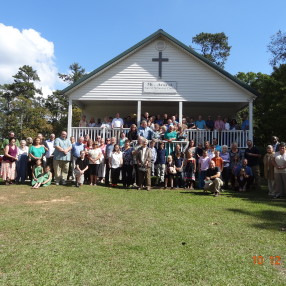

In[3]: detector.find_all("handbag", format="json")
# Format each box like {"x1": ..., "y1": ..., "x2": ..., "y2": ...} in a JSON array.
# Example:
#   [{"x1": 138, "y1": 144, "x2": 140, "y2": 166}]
[{"x1": 169, "y1": 166, "x2": 177, "y2": 174}]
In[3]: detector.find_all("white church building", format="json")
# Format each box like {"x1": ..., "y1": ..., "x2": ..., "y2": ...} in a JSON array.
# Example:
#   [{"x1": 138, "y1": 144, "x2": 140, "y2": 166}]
[{"x1": 62, "y1": 29, "x2": 258, "y2": 147}]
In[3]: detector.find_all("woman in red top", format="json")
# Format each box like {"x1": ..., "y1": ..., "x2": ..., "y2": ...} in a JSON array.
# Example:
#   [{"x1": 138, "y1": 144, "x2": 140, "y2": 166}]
[{"x1": 1, "y1": 137, "x2": 18, "y2": 185}]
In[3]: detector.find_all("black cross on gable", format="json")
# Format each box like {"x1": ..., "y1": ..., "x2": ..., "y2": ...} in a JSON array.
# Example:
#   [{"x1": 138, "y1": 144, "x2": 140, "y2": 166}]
[{"x1": 152, "y1": 52, "x2": 169, "y2": 78}]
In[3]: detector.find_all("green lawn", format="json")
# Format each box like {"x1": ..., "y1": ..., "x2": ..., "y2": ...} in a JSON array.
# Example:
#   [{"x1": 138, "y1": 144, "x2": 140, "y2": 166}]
[{"x1": 0, "y1": 183, "x2": 285, "y2": 286}]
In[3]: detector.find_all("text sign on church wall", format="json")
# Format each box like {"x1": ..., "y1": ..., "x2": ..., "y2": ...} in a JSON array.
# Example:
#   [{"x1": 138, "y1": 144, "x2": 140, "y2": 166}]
[{"x1": 143, "y1": 81, "x2": 177, "y2": 94}]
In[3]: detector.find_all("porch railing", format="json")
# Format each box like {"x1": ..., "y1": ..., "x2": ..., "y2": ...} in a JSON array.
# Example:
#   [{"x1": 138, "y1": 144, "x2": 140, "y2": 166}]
[{"x1": 71, "y1": 127, "x2": 249, "y2": 148}]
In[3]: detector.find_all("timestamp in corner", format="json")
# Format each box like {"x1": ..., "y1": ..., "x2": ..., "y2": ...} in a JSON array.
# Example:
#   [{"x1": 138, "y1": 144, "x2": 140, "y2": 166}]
[{"x1": 252, "y1": 256, "x2": 282, "y2": 265}]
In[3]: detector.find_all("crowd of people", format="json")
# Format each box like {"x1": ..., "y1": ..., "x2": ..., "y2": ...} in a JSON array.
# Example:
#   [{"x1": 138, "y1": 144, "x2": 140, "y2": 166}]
[
  {"x1": 79, "y1": 112, "x2": 250, "y2": 132},
  {"x1": 0, "y1": 110, "x2": 285, "y2": 198}
]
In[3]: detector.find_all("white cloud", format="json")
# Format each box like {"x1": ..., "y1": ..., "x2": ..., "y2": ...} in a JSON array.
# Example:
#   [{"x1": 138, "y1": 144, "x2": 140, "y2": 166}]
[{"x1": 0, "y1": 23, "x2": 61, "y2": 96}]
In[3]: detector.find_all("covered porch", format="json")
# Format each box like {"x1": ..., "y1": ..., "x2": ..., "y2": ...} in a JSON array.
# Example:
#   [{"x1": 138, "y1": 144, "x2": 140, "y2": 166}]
[{"x1": 67, "y1": 99, "x2": 253, "y2": 148}]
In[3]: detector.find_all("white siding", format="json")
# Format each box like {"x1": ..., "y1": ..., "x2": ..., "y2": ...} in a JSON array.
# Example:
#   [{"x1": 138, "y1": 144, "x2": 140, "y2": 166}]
[{"x1": 68, "y1": 37, "x2": 253, "y2": 103}]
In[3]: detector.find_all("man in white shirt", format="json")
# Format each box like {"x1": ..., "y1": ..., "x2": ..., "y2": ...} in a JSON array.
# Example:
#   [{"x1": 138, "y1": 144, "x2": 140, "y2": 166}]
[
  {"x1": 111, "y1": 113, "x2": 124, "y2": 128},
  {"x1": 46, "y1": 133, "x2": 55, "y2": 179}
]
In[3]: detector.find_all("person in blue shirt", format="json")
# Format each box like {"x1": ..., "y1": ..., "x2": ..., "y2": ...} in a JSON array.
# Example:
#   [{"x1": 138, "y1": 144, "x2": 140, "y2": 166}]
[
  {"x1": 137, "y1": 120, "x2": 153, "y2": 140},
  {"x1": 155, "y1": 142, "x2": 167, "y2": 185},
  {"x1": 53, "y1": 131, "x2": 72, "y2": 185},
  {"x1": 241, "y1": 114, "x2": 249, "y2": 131},
  {"x1": 195, "y1": 115, "x2": 206, "y2": 130}
]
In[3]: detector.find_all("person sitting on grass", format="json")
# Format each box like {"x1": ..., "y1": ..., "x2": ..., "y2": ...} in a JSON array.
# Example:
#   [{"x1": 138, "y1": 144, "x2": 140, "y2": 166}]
[
  {"x1": 74, "y1": 150, "x2": 89, "y2": 187},
  {"x1": 237, "y1": 168, "x2": 248, "y2": 192},
  {"x1": 31, "y1": 159, "x2": 43, "y2": 187},
  {"x1": 234, "y1": 159, "x2": 253, "y2": 191},
  {"x1": 204, "y1": 160, "x2": 223, "y2": 197},
  {"x1": 32, "y1": 165, "x2": 52, "y2": 189}
]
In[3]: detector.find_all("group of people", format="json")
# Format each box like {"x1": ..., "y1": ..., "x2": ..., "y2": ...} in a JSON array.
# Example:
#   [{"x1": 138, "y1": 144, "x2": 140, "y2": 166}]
[
  {"x1": 79, "y1": 112, "x2": 250, "y2": 132},
  {"x1": 1, "y1": 127, "x2": 285, "y2": 198}
]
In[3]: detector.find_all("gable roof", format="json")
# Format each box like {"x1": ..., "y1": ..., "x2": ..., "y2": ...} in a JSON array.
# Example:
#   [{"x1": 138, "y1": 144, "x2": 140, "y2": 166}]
[{"x1": 62, "y1": 29, "x2": 259, "y2": 97}]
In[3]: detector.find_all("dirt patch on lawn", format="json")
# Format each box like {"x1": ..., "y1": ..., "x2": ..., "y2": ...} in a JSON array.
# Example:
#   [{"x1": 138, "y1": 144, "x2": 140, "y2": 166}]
[{"x1": 25, "y1": 196, "x2": 74, "y2": 204}]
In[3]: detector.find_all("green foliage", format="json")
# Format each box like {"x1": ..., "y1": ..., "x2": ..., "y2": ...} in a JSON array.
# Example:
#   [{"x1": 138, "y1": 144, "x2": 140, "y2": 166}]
[
  {"x1": 58, "y1": 62, "x2": 87, "y2": 84},
  {"x1": 0, "y1": 63, "x2": 85, "y2": 139},
  {"x1": 236, "y1": 66, "x2": 286, "y2": 145},
  {"x1": 192, "y1": 32, "x2": 231, "y2": 68},
  {"x1": 268, "y1": 30, "x2": 286, "y2": 66}
]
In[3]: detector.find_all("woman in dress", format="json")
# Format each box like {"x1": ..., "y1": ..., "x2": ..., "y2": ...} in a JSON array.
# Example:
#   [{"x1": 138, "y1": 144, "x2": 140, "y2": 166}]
[
  {"x1": 15, "y1": 140, "x2": 29, "y2": 183},
  {"x1": 184, "y1": 150, "x2": 196, "y2": 189},
  {"x1": 1, "y1": 137, "x2": 18, "y2": 185}
]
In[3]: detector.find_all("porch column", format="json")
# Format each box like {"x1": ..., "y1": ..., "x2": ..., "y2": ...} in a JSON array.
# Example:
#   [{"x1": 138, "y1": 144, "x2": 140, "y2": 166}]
[
  {"x1": 179, "y1": 101, "x2": 183, "y2": 123},
  {"x1": 67, "y1": 98, "x2": 72, "y2": 137},
  {"x1": 249, "y1": 100, "x2": 253, "y2": 141},
  {"x1": 137, "y1": 100, "x2": 141, "y2": 126}
]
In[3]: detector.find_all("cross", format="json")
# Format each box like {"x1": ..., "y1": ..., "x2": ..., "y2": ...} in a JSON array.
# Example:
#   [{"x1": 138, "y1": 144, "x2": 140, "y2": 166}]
[{"x1": 152, "y1": 52, "x2": 169, "y2": 78}]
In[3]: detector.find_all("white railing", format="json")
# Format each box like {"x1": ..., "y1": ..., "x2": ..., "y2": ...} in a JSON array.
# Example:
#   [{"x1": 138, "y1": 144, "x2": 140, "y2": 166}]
[
  {"x1": 184, "y1": 129, "x2": 249, "y2": 148},
  {"x1": 71, "y1": 127, "x2": 249, "y2": 148},
  {"x1": 71, "y1": 127, "x2": 129, "y2": 141}
]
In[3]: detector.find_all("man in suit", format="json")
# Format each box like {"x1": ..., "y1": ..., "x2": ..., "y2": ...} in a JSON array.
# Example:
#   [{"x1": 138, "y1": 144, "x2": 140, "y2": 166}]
[{"x1": 136, "y1": 138, "x2": 152, "y2": 191}]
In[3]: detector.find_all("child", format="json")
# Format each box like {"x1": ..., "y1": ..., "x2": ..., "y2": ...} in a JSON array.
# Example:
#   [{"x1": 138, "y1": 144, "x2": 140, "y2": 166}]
[
  {"x1": 32, "y1": 165, "x2": 52, "y2": 189},
  {"x1": 174, "y1": 145, "x2": 184, "y2": 188},
  {"x1": 74, "y1": 150, "x2": 89, "y2": 187},
  {"x1": 164, "y1": 155, "x2": 176, "y2": 189},
  {"x1": 237, "y1": 168, "x2": 247, "y2": 192},
  {"x1": 184, "y1": 151, "x2": 196, "y2": 189},
  {"x1": 211, "y1": 150, "x2": 224, "y2": 171},
  {"x1": 149, "y1": 140, "x2": 157, "y2": 176},
  {"x1": 31, "y1": 159, "x2": 43, "y2": 187}
]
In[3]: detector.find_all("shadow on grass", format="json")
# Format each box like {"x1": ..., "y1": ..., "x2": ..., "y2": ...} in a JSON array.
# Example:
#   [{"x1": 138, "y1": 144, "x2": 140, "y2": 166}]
[{"x1": 228, "y1": 208, "x2": 286, "y2": 231}]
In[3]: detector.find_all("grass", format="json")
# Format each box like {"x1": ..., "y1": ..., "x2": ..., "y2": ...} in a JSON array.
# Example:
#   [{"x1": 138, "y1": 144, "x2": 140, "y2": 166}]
[{"x1": 0, "y1": 183, "x2": 285, "y2": 286}]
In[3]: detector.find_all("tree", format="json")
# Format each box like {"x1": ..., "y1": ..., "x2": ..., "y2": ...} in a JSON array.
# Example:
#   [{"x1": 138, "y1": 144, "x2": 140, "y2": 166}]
[
  {"x1": 10, "y1": 65, "x2": 42, "y2": 99},
  {"x1": 191, "y1": 32, "x2": 231, "y2": 68},
  {"x1": 236, "y1": 66, "x2": 286, "y2": 145},
  {"x1": 268, "y1": 30, "x2": 286, "y2": 66},
  {"x1": 58, "y1": 63, "x2": 87, "y2": 84},
  {"x1": 0, "y1": 65, "x2": 49, "y2": 138}
]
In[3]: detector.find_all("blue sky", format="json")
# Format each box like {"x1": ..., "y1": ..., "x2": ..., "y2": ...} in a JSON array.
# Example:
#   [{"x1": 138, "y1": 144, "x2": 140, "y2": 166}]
[{"x1": 1, "y1": 0, "x2": 285, "y2": 94}]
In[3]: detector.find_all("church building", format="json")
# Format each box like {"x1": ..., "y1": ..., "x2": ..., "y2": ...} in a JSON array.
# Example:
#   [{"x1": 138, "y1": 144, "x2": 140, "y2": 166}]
[{"x1": 62, "y1": 29, "x2": 258, "y2": 145}]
